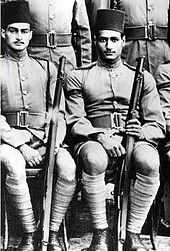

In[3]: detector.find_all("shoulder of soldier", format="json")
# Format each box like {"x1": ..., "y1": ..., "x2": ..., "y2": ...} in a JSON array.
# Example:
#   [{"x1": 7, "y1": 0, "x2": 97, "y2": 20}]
[
  {"x1": 123, "y1": 61, "x2": 136, "y2": 71},
  {"x1": 30, "y1": 56, "x2": 49, "y2": 68},
  {"x1": 155, "y1": 61, "x2": 170, "y2": 80},
  {"x1": 74, "y1": 61, "x2": 97, "y2": 71},
  {"x1": 0, "y1": 54, "x2": 6, "y2": 65},
  {"x1": 0, "y1": 54, "x2": 5, "y2": 61},
  {"x1": 163, "y1": 60, "x2": 170, "y2": 64},
  {"x1": 30, "y1": 56, "x2": 56, "y2": 73}
]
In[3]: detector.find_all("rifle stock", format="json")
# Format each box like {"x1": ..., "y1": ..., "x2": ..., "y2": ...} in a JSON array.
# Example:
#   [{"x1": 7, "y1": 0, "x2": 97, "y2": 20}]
[
  {"x1": 116, "y1": 56, "x2": 145, "y2": 251},
  {"x1": 39, "y1": 56, "x2": 66, "y2": 251}
]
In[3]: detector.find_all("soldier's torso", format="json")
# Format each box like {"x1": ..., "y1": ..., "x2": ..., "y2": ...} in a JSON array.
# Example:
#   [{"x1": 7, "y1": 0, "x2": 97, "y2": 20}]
[
  {"x1": 0, "y1": 55, "x2": 49, "y2": 128},
  {"x1": 118, "y1": 0, "x2": 169, "y2": 26},
  {"x1": 73, "y1": 61, "x2": 135, "y2": 120}
]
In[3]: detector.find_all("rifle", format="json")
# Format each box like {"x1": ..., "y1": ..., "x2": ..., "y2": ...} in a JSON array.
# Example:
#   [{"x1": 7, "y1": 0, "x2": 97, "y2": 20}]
[
  {"x1": 39, "y1": 56, "x2": 66, "y2": 251},
  {"x1": 115, "y1": 56, "x2": 145, "y2": 251}
]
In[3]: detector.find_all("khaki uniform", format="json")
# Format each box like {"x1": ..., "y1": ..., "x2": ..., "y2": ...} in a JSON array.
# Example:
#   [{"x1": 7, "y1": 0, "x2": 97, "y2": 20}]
[
  {"x1": 27, "y1": 0, "x2": 91, "y2": 70},
  {"x1": 115, "y1": 0, "x2": 170, "y2": 75},
  {"x1": 0, "y1": 50, "x2": 75, "y2": 234},
  {"x1": 1, "y1": 51, "x2": 65, "y2": 145},
  {"x1": 66, "y1": 60, "x2": 165, "y2": 142},
  {"x1": 65, "y1": 59, "x2": 165, "y2": 233}
]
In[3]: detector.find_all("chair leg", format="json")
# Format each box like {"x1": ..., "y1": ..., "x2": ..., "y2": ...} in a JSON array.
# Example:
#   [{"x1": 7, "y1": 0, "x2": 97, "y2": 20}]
[
  {"x1": 2, "y1": 190, "x2": 9, "y2": 251},
  {"x1": 62, "y1": 218, "x2": 69, "y2": 251},
  {"x1": 150, "y1": 186, "x2": 163, "y2": 250}
]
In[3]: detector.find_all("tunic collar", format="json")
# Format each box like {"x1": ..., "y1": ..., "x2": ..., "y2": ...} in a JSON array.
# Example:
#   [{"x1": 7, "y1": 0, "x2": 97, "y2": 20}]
[
  {"x1": 97, "y1": 57, "x2": 123, "y2": 70},
  {"x1": 5, "y1": 47, "x2": 29, "y2": 62}
]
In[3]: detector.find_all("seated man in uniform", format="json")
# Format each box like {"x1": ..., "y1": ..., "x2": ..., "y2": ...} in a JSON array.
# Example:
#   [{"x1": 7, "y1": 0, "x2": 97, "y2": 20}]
[
  {"x1": 64, "y1": 9, "x2": 165, "y2": 251},
  {"x1": 155, "y1": 62, "x2": 170, "y2": 233},
  {"x1": 0, "y1": 2, "x2": 76, "y2": 251}
]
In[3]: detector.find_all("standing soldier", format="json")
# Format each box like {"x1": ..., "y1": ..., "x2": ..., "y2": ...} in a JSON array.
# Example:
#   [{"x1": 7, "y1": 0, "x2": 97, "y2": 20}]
[
  {"x1": 1, "y1": 0, "x2": 92, "y2": 71},
  {"x1": 28, "y1": 0, "x2": 92, "y2": 71},
  {"x1": 64, "y1": 9, "x2": 165, "y2": 251},
  {"x1": 1, "y1": 1, "x2": 76, "y2": 251},
  {"x1": 111, "y1": 0, "x2": 170, "y2": 76},
  {"x1": 85, "y1": 0, "x2": 111, "y2": 61}
]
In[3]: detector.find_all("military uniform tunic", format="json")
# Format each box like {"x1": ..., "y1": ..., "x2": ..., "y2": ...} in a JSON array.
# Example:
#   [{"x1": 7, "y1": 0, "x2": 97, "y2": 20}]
[
  {"x1": 116, "y1": 0, "x2": 170, "y2": 75},
  {"x1": 65, "y1": 60, "x2": 165, "y2": 145},
  {"x1": 27, "y1": 0, "x2": 92, "y2": 70},
  {"x1": 0, "y1": 51, "x2": 66, "y2": 147}
]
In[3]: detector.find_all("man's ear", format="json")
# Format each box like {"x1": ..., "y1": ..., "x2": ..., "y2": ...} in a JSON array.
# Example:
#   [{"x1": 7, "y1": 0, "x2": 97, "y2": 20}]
[
  {"x1": 1, "y1": 28, "x2": 6, "y2": 39},
  {"x1": 122, "y1": 35, "x2": 126, "y2": 47},
  {"x1": 93, "y1": 35, "x2": 97, "y2": 46},
  {"x1": 29, "y1": 30, "x2": 33, "y2": 41}
]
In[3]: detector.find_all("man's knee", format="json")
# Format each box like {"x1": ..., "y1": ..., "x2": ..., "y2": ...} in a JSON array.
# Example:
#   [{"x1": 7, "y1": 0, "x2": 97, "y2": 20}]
[
  {"x1": 79, "y1": 141, "x2": 108, "y2": 175},
  {"x1": 132, "y1": 142, "x2": 160, "y2": 177},
  {"x1": 56, "y1": 147, "x2": 76, "y2": 181},
  {"x1": 0, "y1": 144, "x2": 26, "y2": 178}
]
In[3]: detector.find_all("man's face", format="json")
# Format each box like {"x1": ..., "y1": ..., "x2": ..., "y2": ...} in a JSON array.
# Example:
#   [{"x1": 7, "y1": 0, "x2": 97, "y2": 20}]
[
  {"x1": 96, "y1": 30, "x2": 125, "y2": 64},
  {"x1": 1, "y1": 23, "x2": 32, "y2": 51}
]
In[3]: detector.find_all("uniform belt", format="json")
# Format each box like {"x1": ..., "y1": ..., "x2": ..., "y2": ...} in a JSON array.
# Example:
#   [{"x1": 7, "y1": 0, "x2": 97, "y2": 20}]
[
  {"x1": 30, "y1": 32, "x2": 72, "y2": 48},
  {"x1": 89, "y1": 113, "x2": 124, "y2": 129},
  {"x1": 4, "y1": 111, "x2": 47, "y2": 129},
  {"x1": 125, "y1": 25, "x2": 168, "y2": 41}
]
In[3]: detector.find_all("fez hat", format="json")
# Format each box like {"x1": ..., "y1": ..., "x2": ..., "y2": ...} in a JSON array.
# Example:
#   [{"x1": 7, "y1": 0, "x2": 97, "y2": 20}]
[
  {"x1": 2, "y1": 1, "x2": 32, "y2": 28},
  {"x1": 95, "y1": 9, "x2": 125, "y2": 34}
]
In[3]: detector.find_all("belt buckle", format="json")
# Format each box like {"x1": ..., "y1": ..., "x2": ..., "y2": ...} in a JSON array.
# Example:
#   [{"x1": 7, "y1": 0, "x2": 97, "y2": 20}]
[
  {"x1": 145, "y1": 24, "x2": 156, "y2": 40},
  {"x1": 17, "y1": 111, "x2": 29, "y2": 128},
  {"x1": 46, "y1": 31, "x2": 57, "y2": 48}
]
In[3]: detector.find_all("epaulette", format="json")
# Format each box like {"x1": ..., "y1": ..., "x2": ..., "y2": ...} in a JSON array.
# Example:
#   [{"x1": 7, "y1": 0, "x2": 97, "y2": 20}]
[
  {"x1": 30, "y1": 56, "x2": 49, "y2": 63},
  {"x1": 75, "y1": 61, "x2": 97, "y2": 71},
  {"x1": 30, "y1": 56, "x2": 50, "y2": 71},
  {"x1": 123, "y1": 61, "x2": 136, "y2": 71},
  {"x1": 163, "y1": 60, "x2": 170, "y2": 64}
]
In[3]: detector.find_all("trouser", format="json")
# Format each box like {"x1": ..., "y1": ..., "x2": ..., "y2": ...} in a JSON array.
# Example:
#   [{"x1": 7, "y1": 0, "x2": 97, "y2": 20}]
[
  {"x1": 0, "y1": 144, "x2": 36, "y2": 233},
  {"x1": 76, "y1": 140, "x2": 160, "y2": 233},
  {"x1": 1, "y1": 144, "x2": 77, "y2": 234}
]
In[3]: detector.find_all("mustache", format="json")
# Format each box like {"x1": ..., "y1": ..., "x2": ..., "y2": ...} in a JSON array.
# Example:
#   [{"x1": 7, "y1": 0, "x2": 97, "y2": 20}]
[
  {"x1": 104, "y1": 50, "x2": 115, "y2": 53},
  {"x1": 14, "y1": 41, "x2": 25, "y2": 44}
]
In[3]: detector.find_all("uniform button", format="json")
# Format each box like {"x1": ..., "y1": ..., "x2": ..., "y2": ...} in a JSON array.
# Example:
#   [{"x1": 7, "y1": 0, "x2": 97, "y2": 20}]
[
  {"x1": 113, "y1": 101, "x2": 118, "y2": 107},
  {"x1": 148, "y1": 6, "x2": 152, "y2": 11}
]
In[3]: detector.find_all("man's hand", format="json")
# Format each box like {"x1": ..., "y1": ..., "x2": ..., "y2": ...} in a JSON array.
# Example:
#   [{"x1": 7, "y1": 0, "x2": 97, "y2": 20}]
[
  {"x1": 19, "y1": 144, "x2": 42, "y2": 167},
  {"x1": 125, "y1": 118, "x2": 144, "y2": 139},
  {"x1": 97, "y1": 133, "x2": 125, "y2": 158}
]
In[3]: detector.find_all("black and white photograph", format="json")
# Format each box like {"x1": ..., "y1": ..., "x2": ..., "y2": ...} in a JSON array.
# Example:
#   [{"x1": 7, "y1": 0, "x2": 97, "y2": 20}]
[{"x1": 1, "y1": 1, "x2": 170, "y2": 250}]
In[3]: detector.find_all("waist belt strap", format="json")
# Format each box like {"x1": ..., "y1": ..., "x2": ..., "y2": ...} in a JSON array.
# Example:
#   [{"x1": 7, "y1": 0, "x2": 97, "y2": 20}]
[
  {"x1": 4, "y1": 111, "x2": 47, "y2": 129},
  {"x1": 30, "y1": 32, "x2": 72, "y2": 48},
  {"x1": 125, "y1": 25, "x2": 168, "y2": 41},
  {"x1": 89, "y1": 113, "x2": 124, "y2": 129}
]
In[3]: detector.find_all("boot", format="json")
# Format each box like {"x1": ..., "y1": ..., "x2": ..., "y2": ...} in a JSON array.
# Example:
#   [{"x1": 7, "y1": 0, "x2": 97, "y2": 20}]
[
  {"x1": 123, "y1": 231, "x2": 149, "y2": 251},
  {"x1": 81, "y1": 228, "x2": 109, "y2": 251},
  {"x1": 47, "y1": 231, "x2": 63, "y2": 251},
  {"x1": 17, "y1": 233, "x2": 34, "y2": 251}
]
